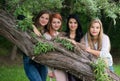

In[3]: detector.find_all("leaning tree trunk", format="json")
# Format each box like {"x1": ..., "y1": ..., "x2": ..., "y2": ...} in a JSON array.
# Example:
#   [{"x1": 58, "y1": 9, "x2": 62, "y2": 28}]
[{"x1": 0, "y1": 10, "x2": 120, "y2": 81}]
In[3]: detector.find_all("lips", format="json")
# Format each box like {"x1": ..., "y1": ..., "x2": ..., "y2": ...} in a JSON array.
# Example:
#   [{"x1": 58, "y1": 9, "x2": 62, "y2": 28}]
[
  {"x1": 41, "y1": 21, "x2": 47, "y2": 24},
  {"x1": 41, "y1": 21, "x2": 47, "y2": 26},
  {"x1": 92, "y1": 32, "x2": 97, "y2": 34},
  {"x1": 91, "y1": 32, "x2": 98, "y2": 36},
  {"x1": 55, "y1": 26, "x2": 60, "y2": 30}
]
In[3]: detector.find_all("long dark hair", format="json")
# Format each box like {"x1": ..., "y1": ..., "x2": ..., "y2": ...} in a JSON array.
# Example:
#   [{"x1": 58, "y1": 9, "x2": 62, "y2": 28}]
[{"x1": 66, "y1": 14, "x2": 83, "y2": 42}]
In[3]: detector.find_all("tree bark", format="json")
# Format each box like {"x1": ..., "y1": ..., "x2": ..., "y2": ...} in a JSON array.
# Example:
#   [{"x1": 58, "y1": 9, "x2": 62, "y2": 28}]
[
  {"x1": 0, "y1": 10, "x2": 120, "y2": 81},
  {"x1": 10, "y1": 45, "x2": 17, "y2": 60}
]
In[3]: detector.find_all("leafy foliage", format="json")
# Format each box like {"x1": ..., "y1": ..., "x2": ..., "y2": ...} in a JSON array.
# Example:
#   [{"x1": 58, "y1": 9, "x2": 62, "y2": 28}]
[
  {"x1": 16, "y1": 13, "x2": 33, "y2": 31},
  {"x1": 3, "y1": 0, "x2": 119, "y2": 31},
  {"x1": 92, "y1": 58, "x2": 112, "y2": 81},
  {"x1": 0, "y1": 0, "x2": 120, "y2": 56},
  {"x1": 34, "y1": 37, "x2": 74, "y2": 55},
  {"x1": 34, "y1": 41, "x2": 54, "y2": 55},
  {"x1": 7, "y1": 0, "x2": 63, "y2": 15},
  {"x1": 0, "y1": 36, "x2": 13, "y2": 55},
  {"x1": 54, "y1": 37, "x2": 74, "y2": 51},
  {"x1": 72, "y1": 0, "x2": 119, "y2": 20},
  {"x1": 74, "y1": 0, "x2": 99, "y2": 17},
  {"x1": 6, "y1": 0, "x2": 63, "y2": 31}
]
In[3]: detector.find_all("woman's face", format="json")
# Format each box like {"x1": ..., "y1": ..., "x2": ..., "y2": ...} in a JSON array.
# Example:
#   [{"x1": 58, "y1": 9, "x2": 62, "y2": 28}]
[
  {"x1": 39, "y1": 13, "x2": 49, "y2": 27},
  {"x1": 90, "y1": 22, "x2": 101, "y2": 37},
  {"x1": 68, "y1": 18, "x2": 78, "y2": 31},
  {"x1": 51, "y1": 18, "x2": 61, "y2": 31}
]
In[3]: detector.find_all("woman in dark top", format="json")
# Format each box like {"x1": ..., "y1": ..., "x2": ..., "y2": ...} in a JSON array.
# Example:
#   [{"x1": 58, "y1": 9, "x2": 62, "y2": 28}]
[{"x1": 65, "y1": 14, "x2": 83, "y2": 81}]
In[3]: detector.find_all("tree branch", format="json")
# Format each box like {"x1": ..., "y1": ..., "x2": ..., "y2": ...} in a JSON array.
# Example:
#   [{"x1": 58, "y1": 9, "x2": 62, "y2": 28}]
[{"x1": 0, "y1": 10, "x2": 120, "y2": 81}]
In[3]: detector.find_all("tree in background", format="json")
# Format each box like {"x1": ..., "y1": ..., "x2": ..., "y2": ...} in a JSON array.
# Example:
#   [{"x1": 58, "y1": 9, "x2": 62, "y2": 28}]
[
  {"x1": 1, "y1": 0, "x2": 119, "y2": 54},
  {"x1": 0, "y1": 0, "x2": 120, "y2": 80},
  {"x1": 0, "y1": 0, "x2": 119, "y2": 32}
]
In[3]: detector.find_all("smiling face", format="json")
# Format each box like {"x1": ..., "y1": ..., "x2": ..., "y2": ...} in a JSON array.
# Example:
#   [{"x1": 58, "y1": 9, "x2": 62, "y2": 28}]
[
  {"x1": 90, "y1": 22, "x2": 101, "y2": 38},
  {"x1": 39, "y1": 13, "x2": 49, "y2": 27},
  {"x1": 68, "y1": 18, "x2": 78, "y2": 31},
  {"x1": 51, "y1": 18, "x2": 61, "y2": 31}
]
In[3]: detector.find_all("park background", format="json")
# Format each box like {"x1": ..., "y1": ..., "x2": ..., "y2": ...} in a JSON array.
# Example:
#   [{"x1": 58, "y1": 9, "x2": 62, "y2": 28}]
[{"x1": 0, "y1": 0, "x2": 120, "y2": 81}]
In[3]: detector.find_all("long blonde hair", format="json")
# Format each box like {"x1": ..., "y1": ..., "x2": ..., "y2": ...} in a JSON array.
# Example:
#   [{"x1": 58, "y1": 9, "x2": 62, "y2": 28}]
[{"x1": 87, "y1": 18, "x2": 103, "y2": 50}]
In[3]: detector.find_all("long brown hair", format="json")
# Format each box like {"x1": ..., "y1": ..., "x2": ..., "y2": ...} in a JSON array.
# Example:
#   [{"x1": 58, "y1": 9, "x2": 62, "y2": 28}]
[
  {"x1": 87, "y1": 18, "x2": 103, "y2": 50},
  {"x1": 34, "y1": 10, "x2": 51, "y2": 31}
]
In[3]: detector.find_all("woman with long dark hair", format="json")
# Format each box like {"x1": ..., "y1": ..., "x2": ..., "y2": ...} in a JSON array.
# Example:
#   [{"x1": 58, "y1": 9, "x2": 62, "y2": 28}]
[{"x1": 65, "y1": 14, "x2": 83, "y2": 81}]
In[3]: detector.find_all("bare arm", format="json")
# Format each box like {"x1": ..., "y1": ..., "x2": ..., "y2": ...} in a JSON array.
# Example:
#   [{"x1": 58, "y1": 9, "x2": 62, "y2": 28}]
[
  {"x1": 80, "y1": 36, "x2": 100, "y2": 57},
  {"x1": 85, "y1": 34, "x2": 111, "y2": 57},
  {"x1": 32, "y1": 25, "x2": 41, "y2": 37},
  {"x1": 86, "y1": 47, "x2": 100, "y2": 57}
]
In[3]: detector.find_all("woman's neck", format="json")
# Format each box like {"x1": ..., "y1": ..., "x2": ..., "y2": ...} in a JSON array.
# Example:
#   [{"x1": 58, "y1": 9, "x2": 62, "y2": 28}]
[
  {"x1": 92, "y1": 36, "x2": 98, "y2": 43},
  {"x1": 70, "y1": 30, "x2": 76, "y2": 39},
  {"x1": 49, "y1": 30, "x2": 58, "y2": 37},
  {"x1": 40, "y1": 26, "x2": 44, "y2": 30}
]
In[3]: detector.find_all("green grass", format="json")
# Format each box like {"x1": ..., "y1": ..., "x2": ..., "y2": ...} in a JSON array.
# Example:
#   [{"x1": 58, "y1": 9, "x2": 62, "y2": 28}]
[
  {"x1": 0, "y1": 65, "x2": 56, "y2": 81},
  {"x1": 114, "y1": 64, "x2": 120, "y2": 76},
  {"x1": 0, "y1": 65, "x2": 29, "y2": 81},
  {"x1": 0, "y1": 48, "x2": 10, "y2": 56},
  {"x1": 0, "y1": 64, "x2": 120, "y2": 81}
]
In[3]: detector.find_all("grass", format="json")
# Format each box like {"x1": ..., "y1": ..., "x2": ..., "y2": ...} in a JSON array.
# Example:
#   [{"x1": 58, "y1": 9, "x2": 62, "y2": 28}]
[
  {"x1": 0, "y1": 65, "x2": 56, "y2": 81},
  {"x1": 0, "y1": 64, "x2": 120, "y2": 81},
  {"x1": 114, "y1": 64, "x2": 120, "y2": 76},
  {"x1": 0, "y1": 65, "x2": 29, "y2": 81}
]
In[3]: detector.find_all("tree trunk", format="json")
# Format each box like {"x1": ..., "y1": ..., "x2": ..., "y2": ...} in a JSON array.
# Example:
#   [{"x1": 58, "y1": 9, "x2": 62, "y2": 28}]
[
  {"x1": 10, "y1": 45, "x2": 17, "y2": 60},
  {"x1": 0, "y1": 10, "x2": 120, "y2": 81}
]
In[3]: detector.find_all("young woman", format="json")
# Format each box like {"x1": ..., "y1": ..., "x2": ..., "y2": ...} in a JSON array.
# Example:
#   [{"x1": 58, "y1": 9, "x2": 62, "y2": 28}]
[
  {"x1": 23, "y1": 10, "x2": 51, "y2": 81},
  {"x1": 81, "y1": 18, "x2": 114, "y2": 72},
  {"x1": 43, "y1": 13, "x2": 68, "y2": 81},
  {"x1": 65, "y1": 14, "x2": 83, "y2": 81},
  {"x1": 33, "y1": 10, "x2": 51, "y2": 36}
]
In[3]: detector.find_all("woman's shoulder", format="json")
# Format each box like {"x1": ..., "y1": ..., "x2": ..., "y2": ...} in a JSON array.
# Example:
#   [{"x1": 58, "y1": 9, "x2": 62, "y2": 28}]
[
  {"x1": 80, "y1": 33, "x2": 87, "y2": 43},
  {"x1": 102, "y1": 34, "x2": 110, "y2": 42},
  {"x1": 58, "y1": 32, "x2": 67, "y2": 37},
  {"x1": 103, "y1": 34, "x2": 109, "y2": 39}
]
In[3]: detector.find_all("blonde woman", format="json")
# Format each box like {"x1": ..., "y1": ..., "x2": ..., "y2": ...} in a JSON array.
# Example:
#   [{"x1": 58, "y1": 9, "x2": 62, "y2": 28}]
[{"x1": 81, "y1": 18, "x2": 114, "y2": 72}]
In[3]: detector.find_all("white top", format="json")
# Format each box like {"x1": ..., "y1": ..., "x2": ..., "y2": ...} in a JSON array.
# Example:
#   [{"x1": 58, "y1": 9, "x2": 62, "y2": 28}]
[
  {"x1": 43, "y1": 32, "x2": 59, "y2": 41},
  {"x1": 43, "y1": 33, "x2": 52, "y2": 40},
  {"x1": 84, "y1": 33, "x2": 113, "y2": 66}
]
